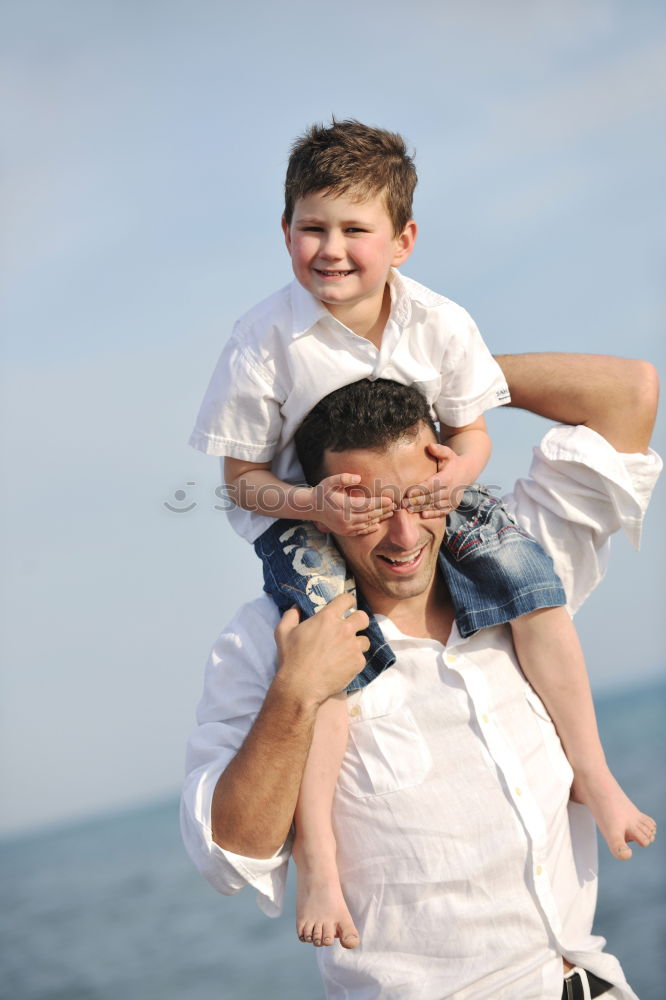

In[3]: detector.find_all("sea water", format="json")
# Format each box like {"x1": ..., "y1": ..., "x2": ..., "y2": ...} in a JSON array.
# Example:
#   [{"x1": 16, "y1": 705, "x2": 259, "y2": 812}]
[{"x1": 1, "y1": 682, "x2": 664, "y2": 1000}]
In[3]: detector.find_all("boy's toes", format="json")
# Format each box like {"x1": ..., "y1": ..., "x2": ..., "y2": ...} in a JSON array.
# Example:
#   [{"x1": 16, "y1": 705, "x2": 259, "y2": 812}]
[
  {"x1": 339, "y1": 922, "x2": 361, "y2": 949},
  {"x1": 612, "y1": 841, "x2": 633, "y2": 860},
  {"x1": 298, "y1": 921, "x2": 314, "y2": 943},
  {"x1": 321, "y1": 921, "x2": 336, "y2": 947},
  {"x1": 635, "y1": 817, "x2": 657, "y2": 847}
]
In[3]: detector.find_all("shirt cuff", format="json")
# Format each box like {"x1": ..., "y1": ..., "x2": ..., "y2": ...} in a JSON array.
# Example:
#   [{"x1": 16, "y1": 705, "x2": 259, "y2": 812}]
[
  {"x1": 180, "y1": 766, "x2": 291, "y2": 917},
  {"x1": 537, "y1": 424, "x2": 662, "y2": 550},
  {"x1": 505, "y1": 424, "x2": 662, "y2": 617},
  {"x1": 188, "y1": 426, "x2": 277, "y2": 462},
  {"x1": 211, "y1": 840, "x2": 292, "y2": 918},
  {"x1": 435, "y1": 380, "x2": 511, "y2": 426}
]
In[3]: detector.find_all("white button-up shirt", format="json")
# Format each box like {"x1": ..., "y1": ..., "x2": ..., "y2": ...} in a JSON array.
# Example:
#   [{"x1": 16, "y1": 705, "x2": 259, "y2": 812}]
[
  {"x1": 181, "y1": 425, "x2": 661, "y2": 999},
  {"x1": 188, "y1": 270, "x2": 509, "y2": 541}
]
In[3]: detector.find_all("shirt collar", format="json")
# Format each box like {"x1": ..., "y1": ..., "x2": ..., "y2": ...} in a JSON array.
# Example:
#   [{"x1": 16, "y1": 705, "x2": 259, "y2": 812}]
[
  {"x1": 289, "y1": 268, "x2": 413, "y2": 339},
  {"x1": 364, "y1": 557, "x2": 466, "y2": 651},
  {"x1": 289, "y1": 280, "x2": 331, "y2": 337},
  {"x1": 386, "y1": 268, "x2": 413, "y2": 328}
]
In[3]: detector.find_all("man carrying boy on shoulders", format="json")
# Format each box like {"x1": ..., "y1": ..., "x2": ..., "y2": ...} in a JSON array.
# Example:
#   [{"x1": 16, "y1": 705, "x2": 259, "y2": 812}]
[{"x1": 182, "y1": 353, "x2": 660, "y2": 1000}]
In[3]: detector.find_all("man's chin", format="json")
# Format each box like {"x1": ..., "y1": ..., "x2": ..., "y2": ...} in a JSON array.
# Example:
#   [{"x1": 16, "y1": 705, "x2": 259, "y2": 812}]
[
  {"x1": 373, "y1": 558, "x2": 438, "y2": 600},
  {"x1": 380, "y1": 576, "x2": 433, "y2": 599}
]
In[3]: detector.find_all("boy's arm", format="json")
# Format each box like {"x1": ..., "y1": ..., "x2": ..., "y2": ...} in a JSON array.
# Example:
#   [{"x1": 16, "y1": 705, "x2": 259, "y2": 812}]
[
  {"x1": 224, "y1": 457, "x2": 395, "y2": 537},
  {"x1": 495, "y1": 353, "x2": 659, "y2": 454},
  {"x1": 402, "y1": 414, "x2": 492, "y2": 516},
  {"x1": 439, "y1": 415, "x2": 492, "y2": 484}
]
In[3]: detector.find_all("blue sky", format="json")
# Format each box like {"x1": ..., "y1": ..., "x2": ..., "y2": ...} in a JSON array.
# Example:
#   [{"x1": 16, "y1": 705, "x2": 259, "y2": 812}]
[{"x1": 1, "y1": 0, "x2": 664, "y2": 835}]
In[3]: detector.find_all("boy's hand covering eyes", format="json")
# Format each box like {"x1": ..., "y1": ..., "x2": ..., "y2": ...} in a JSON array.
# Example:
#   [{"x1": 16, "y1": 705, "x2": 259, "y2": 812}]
[
  {"x1": 401, "y1": 444, "x2": 468, "y2": 519},
  {"x1": 313, "y1": 474, "x2": 396, "y2": 536}
]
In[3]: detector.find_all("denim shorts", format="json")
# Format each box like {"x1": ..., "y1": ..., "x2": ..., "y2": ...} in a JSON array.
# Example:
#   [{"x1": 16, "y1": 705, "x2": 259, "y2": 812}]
[
  {"x1": 254, "y1": 520, "x2": 395, "y2": 691},
  {"x1": 254, "y1": 487, "x2": 566, "y2": 692},
  {"x1": 442, "y1": 485, "x2": 566, "y2": 637}
]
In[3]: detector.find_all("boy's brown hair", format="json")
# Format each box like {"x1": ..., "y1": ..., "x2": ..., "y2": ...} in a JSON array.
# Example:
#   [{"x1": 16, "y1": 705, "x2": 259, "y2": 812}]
[{"x1": 284, "y1": 119, "x2": 417, "y2": 235}]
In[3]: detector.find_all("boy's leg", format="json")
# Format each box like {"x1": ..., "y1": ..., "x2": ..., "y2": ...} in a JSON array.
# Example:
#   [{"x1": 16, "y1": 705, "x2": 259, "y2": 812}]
[
  {"x1": 255, "y1": 519, "x2": 351, "y2": 610},
  {"x1": 254, "y1": 520, "x2": 391, "y2": 947},
  {"x1": 292, "y1": 692, "x2": 360, "y2": 949},
  {"x1": 440, "y1": 489, "x2": 657, "y2": 859},
  {"x1": 511, "y1": 607, "x2": 657, "y2": 859}
]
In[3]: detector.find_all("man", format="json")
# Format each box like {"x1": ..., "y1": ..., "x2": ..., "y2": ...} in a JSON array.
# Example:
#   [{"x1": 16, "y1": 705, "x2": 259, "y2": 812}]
[{"x1": 181, "y1": 354, "x2": 660, "y2": 999}]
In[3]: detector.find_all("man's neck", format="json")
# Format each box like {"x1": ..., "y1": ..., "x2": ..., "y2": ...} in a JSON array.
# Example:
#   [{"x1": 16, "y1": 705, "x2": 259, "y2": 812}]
[{"x1": 373, "y1": 575, "x2": 455, "y2": 646}]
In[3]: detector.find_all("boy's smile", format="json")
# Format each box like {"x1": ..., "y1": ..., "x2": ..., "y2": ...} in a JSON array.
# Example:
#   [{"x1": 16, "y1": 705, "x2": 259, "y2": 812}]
[{"x1": 282, "y1": 190, "x2": 416, "y2": 338}]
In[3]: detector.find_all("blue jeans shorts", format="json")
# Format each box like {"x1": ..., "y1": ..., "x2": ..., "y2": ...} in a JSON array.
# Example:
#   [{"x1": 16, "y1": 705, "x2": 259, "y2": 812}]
[{"x1": 254, "y1": 487, "x2": 566, "y2": 692}]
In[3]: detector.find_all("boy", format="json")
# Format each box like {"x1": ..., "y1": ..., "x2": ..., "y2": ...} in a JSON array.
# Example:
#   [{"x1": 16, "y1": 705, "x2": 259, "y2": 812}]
[{"x1": 189, "y1": 119, "x2": 655, "y2": 950}]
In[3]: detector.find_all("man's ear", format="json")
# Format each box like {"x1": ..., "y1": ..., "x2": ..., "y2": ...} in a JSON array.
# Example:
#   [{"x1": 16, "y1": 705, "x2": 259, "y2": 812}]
[
  {"x1": 281, "y1": 215, "x2": 292, "y2": 254},
  {"x1": 392, "y1": 220, "x2": 417, "y2": 267}
]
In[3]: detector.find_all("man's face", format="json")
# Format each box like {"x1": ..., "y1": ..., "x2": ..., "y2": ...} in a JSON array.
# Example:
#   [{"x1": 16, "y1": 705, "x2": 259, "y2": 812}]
[{"x1": 318, "y1": 422, "x2": 446, "y2": 617}]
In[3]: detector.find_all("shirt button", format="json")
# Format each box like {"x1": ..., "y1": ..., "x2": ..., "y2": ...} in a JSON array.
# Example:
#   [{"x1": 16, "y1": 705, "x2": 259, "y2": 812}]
[
  {"x1": 535, "y1": 865, "x2": 543, "y2": 876},
  {"x1": 446, "y1": 653, "x2": 458, "y2": 665},
  {"x1": 515, "y1": 787, "x2": 522, "y2": 796},
  {"x1": 349, "y1": 705, "x2": 361, "y2": 718},
  {"x1": 482, "y1": 714, "x2": 489, "y2": 724}
]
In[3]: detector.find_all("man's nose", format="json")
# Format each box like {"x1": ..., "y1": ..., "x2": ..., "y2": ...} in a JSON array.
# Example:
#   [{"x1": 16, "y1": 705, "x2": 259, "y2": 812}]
[{"x1": 385, "y1": 507, "x2": 421, "y2": 549}]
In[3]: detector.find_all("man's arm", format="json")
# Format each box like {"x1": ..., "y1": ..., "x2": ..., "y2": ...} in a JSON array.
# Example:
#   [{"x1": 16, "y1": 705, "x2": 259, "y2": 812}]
[
  {"x1": 210, "y1": 595, "x2": 369, "y2": 858},
  {"x1": 496, "y1": 353, "x2": 659, "y2": 454},
  {"x1": 494, "y1": 352, "x2": 661, "y2": 617}
]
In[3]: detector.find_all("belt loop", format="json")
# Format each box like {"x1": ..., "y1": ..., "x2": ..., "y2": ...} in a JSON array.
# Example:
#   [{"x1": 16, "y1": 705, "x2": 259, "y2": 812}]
[
  {"x1": 580, "y1": 968, "x2": 593, "y2": 1000},
  {"x1": 569, "y1": 966, "x2": 593, "y2": 1000}
]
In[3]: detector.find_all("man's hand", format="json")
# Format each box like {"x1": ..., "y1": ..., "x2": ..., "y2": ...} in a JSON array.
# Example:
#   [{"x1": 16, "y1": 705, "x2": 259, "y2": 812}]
[
  {"x1": 313, "y1": 474, "x2": 396, "y2": 536},
  {"x1": 275, "y1": 595, "x2": 371, "y2": 706},
  {"x1": 401, "y1": 444, "x2": 470, "y2": 519}
]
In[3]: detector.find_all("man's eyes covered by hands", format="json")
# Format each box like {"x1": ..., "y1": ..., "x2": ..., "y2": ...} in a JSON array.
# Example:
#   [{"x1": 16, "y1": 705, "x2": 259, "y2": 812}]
[
  {"x1": 401, "y1": 444, "x2": 470, "y2": 520},
  {"x1": 315, "y1": 448, "x2": 472, "y2": 533},
  {"x1": 314, "y1": 474, "x2": 397, "y2": 536}
]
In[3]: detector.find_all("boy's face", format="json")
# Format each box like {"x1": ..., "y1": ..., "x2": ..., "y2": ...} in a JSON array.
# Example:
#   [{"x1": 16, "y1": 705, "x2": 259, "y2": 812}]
[{"x1": 282, "y1": 190, "x2": 416, "y2": 324}]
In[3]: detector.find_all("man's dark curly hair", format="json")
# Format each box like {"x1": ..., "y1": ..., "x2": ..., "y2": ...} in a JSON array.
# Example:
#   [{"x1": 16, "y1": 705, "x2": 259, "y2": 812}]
[{"x1": 294, "y1": 379, "x2": 436, "y2": 485}]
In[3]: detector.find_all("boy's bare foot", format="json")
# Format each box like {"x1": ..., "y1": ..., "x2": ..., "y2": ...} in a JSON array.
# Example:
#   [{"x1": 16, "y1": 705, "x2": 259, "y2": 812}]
[
  {"x1": 571, "y1": 766, "x2": 657, "y2": 860},
  {"x1": 295, "y1": 867, "x2": 360, "y2": 949}
]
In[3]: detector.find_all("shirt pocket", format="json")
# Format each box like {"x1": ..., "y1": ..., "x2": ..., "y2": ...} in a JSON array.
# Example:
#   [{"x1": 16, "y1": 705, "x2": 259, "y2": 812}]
[{"x1": 339, "y1": 702, "x2": 433, "y2": 798}]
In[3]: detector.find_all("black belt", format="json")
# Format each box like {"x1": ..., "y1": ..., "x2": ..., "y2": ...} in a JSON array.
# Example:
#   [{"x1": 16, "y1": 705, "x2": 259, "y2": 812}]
[{"x1": 562, "y1": 968, "x2": 613, "y2": 999}]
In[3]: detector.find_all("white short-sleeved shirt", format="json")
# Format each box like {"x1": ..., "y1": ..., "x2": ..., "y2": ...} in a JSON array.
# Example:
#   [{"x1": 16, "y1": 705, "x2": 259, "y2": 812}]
[
  {"x1": 181, "y1": 425, "x2": 662, "y2": 999},
  {"x1": 189, "y1": 270, "x2": 510, "y2": 542}
]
